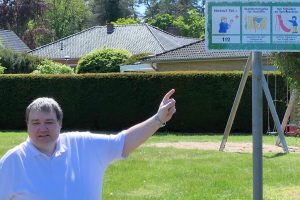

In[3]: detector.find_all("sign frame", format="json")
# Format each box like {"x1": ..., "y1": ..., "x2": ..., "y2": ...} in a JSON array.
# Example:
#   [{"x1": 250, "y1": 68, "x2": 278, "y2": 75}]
[{"x1": 206, "y1": 0, "x2": 300, "y2": 51}]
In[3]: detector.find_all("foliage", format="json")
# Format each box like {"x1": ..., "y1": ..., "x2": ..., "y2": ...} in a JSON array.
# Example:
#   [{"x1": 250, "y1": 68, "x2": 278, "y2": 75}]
[
  {"x1": 124, "y1": 52, "x2": 153, "y2": 65},
  {"x1": 173, "y1": 9, "x2": 205, "y2": 38},
  {"x1": 147, "y1": 9, "x2": 205, "y2": 38},
  {"x1": 45, "y1": 0, "x2": 92, "y2": 39},
  {"x1": 0, "y1": 48, "x2": 44, "y2": 73},
  {"x1": 273, "y1": 52, "x2": 300, "y2": 88},
  {"x1": 0, "y1": 64, "x2": 6, "y2": 74},
  {"x1": 92, "y1": 0, "x2": 134, "y2": 25},
  {"x1": 22, "y1": 20, "x2": 55, "y2": 49},
  {"x1": 0, "y1": 0, "x2": 50, "y2": 37},
  {"x1": 76, "y1": 48, "x2": 131, "y2": 73},
  {"x1": 112, "y1": 17, "x2": 141, "y2": 25},
  {"x1": 32, "y1": 59, "x2": 74, "y2": 74},
  {"x1": 0, "y1": 72, "x2": 286, "y2": 131},
  {"x1": 141, "y1": 0, "x2": 204, "y2": 18},
  {"x1": 147, "y1": 14, "x2": 175, "y2": 30}
]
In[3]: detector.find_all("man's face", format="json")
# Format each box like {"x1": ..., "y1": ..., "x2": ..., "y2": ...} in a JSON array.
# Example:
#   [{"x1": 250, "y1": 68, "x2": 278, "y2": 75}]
[{"x1": 27, "y1": 110, "x2": 61, "y2": 154}]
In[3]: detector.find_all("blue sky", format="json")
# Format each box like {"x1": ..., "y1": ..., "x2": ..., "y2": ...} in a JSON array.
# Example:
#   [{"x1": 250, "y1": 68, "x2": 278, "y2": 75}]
[{"x1": 135, "y1": 4, "x2": 146, "y2": 17}]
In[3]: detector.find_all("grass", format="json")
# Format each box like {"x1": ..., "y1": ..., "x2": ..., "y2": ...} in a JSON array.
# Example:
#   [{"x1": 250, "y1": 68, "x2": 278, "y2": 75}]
[{"x1": 1, "y1": 132, "x2": 300, "y2": 199}]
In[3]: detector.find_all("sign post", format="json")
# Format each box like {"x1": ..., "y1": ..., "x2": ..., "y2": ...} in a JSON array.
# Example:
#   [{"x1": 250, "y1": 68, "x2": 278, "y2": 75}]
[
  {"x1": 206, "y1": 1, "x2": 300, "y2": 199},
  {"x1": 252, "y1": 52, "x2": 263, "y2": 199}
]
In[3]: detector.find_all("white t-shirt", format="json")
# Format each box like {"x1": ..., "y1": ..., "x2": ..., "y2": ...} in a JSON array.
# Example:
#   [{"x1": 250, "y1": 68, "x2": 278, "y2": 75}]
[{"x1": 0, "y1": 131, "x2": 126, "y2": 200}]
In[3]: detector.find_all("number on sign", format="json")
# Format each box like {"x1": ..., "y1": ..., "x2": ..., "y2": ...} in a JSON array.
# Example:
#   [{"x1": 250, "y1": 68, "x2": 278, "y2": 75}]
[{"x1": 222, "y1": 37, "x2": 230, "y2": 42}]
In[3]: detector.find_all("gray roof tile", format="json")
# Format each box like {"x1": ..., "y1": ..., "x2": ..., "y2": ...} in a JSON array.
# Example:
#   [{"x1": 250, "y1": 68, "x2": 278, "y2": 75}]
[
  {"x1": 0, "y1": 30, "x2": 30, "y2": 52},
  {"x1": 30, "y1": 24, "x2": 199, "y2": 59},
  {"x1": 146, "y1": 40, "x2": 270, "y2": 62}
]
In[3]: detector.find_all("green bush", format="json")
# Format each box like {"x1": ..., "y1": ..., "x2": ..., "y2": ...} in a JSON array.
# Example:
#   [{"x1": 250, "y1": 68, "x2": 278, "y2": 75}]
[
  {"x1": 0, "y1": 48, "x2": 44, "y2": 73},
  {"x1": 32, "y1": 60, "x2": 74, "y2": 74},
  {"x1": 0, "y1": 63, "x2": 6, "y2": 74},
  {"x1": 76, "y1": 48, "x2": 131, "y2": 73},
  {"x1": 0, "y1": 72, "x2": 286, "y2": 133},
  {"x1": 124, "y1": 52, "x2": 153, "y2": 65}
]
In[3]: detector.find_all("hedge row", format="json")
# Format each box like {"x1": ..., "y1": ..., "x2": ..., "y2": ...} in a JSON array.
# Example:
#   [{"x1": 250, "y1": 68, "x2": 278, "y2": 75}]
[{"x1": 0, "y1": 72, "x2": 287, "y2": 133}]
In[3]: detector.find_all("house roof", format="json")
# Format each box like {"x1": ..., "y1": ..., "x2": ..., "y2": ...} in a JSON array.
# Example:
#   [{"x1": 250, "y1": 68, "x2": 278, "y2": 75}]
[
  {"x1": 30, "y1": 24, "x2": 199, "y2": 59},
  {"x1": 0, "y1": 30, "x2": 30, "y2": 52},
  {"x1": 145, "y1": 40, "x2": 270, "y2": 62}
]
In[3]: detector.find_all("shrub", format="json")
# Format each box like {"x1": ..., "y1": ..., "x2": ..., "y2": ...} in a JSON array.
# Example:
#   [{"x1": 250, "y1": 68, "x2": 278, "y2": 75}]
[
  {"x1": 0, "y1": 64, "x2": 6, "y2": 74},
  {"x1": 32, "y1": 60, "x2": 74, "y2": 74},
  {"x1": 76, "y1": 48, "x2": 131, "y2": 73},
  {"x1": 124, "y1": 52, "x2": 153, "y2": 65},
  {"x1": 0, "y1": 48, "x2": 44, "y2": 73}
]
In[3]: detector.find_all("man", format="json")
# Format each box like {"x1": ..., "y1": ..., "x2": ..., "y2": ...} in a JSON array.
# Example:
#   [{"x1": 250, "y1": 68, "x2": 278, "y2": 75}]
[
  {"x1": 219, "y1": 16, "x2": 233, "y2": 33},
  {"x1": 0, "y1": 89, "x2": 176, "y2": 200}
]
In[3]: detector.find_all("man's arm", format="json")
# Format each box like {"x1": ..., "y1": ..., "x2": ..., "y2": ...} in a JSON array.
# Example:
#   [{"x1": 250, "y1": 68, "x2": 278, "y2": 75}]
[{"x1": 122, "y1": 89, "x2": 176, "y2": 157}]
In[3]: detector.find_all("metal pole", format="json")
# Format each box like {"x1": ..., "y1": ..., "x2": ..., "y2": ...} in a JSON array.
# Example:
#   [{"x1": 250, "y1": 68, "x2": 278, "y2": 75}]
[{"x1": 252, "y1": 52, "x2": 263, "y2": 200}]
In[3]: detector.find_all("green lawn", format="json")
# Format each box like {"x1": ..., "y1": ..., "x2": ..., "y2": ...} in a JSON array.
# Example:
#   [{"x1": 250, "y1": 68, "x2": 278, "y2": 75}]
[{"x1": 1, "y1": 132, "x2": 300, "y2": 199}]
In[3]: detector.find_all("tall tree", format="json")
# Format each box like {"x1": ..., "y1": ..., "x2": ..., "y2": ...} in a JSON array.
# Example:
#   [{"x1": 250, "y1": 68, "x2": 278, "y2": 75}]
[
  {"x1": 147, "y1": 9, "x2": 205, "y2": 38},
  {"x1": 174, "y1": 9, "x2": 205, "y2": 38},
  {"x1": 139, "y1": 0, "x2": 159, "y2": 18},
  {"x1": 140, "y1": 0, "x2": 202, "y2": 18},
  {"x1": 0, "y1": 0, "x2": 49, "y2": 36},
  {"x1": 22, "y1": 20, "x2": 54, "y2": 49},
  {"x1": 147, "y1": 13, "x2": 175, "y2": 30},
  {"x1": 92, "y1": 0, "x2": 133, "y2": 25},
  {"x1": 45, "y1": 0, "x2": 92, "y2": 39}
]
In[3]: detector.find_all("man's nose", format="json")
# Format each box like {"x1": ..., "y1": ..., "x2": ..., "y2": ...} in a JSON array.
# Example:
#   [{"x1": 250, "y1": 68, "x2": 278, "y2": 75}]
[{"x1": 39, "y1": 124, "x2": 49, "y2": 131}]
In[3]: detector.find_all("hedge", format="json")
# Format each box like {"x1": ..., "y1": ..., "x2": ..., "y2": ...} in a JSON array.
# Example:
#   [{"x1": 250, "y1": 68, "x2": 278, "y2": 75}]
[{"x1": 0, "y1": 72, "x2": 287, "y2": 134}]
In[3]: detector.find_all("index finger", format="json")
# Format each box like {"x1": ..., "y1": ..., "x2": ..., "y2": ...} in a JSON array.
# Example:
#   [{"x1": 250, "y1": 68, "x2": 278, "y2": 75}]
[{"x1": 162, "y1": 89, "x2": 175, "y2": 103}]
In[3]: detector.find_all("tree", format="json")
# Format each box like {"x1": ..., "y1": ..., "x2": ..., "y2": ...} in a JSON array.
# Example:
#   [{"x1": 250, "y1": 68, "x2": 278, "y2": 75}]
[
  {"x1": 0, "y1": 0, "x2": 50, "y2": 36},
  {"x1": 22, "y1": 20, "x2": 55, "y2": 49},
  {"x1": 140, "y1": 0, "x2": 161, "y2": 18},
  {"x1": 174, "y1": 9, "x2": 205, "y2": 38},
  {"x1": 140, "y1": 0, "x2": 202, "y2": 18},
  {"x1": 147, "y1": 13, "x2": 175, "y2": 30},
  {"x1": 92, "y1": 0, "x2": 133, "y2": 25},
  {"x1": 147, "y1": 9, "x2": 205, "y2": 38},
  {"x1": 273, "y1": 53, "x2": 300, "y2": 88},
  {"x1": 45, "y1": 0, "x2": 92, "y2": 39}
]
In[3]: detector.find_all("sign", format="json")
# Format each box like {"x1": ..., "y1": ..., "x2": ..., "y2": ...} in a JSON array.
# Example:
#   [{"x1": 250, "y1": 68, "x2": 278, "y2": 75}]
[{"x1": 206, "y1": 0, "x2": 300, "y2": 51}]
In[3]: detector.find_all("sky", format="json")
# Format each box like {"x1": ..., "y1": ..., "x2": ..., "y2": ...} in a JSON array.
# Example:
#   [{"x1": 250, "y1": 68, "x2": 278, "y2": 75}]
[{"x1": 135, "y1": 4, "x2": 146, "y2": 17}]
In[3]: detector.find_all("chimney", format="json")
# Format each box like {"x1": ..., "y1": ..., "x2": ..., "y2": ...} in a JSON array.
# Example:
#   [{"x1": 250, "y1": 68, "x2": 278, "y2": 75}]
[
  {"x1": 107, "y1": 23, "x2": 114, "y2": 34},
  {"x1": 167, "y1": 26, "x2": 181, "y2": 36}
]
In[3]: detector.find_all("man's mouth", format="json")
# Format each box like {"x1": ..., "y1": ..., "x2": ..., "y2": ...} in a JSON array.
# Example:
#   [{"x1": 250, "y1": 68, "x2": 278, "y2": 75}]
[{"x1": 38, "y1": 135, "x2": 50, "y2": 138}]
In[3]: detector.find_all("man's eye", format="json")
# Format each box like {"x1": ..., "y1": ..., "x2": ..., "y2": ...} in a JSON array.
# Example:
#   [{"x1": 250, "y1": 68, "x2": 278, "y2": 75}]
[
  {"x1": 45, "y1": 121, "x2": 54, "y2": 125},
  {"x1": 32, "y1": 122, "x2": 40, "y2": 125}
]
